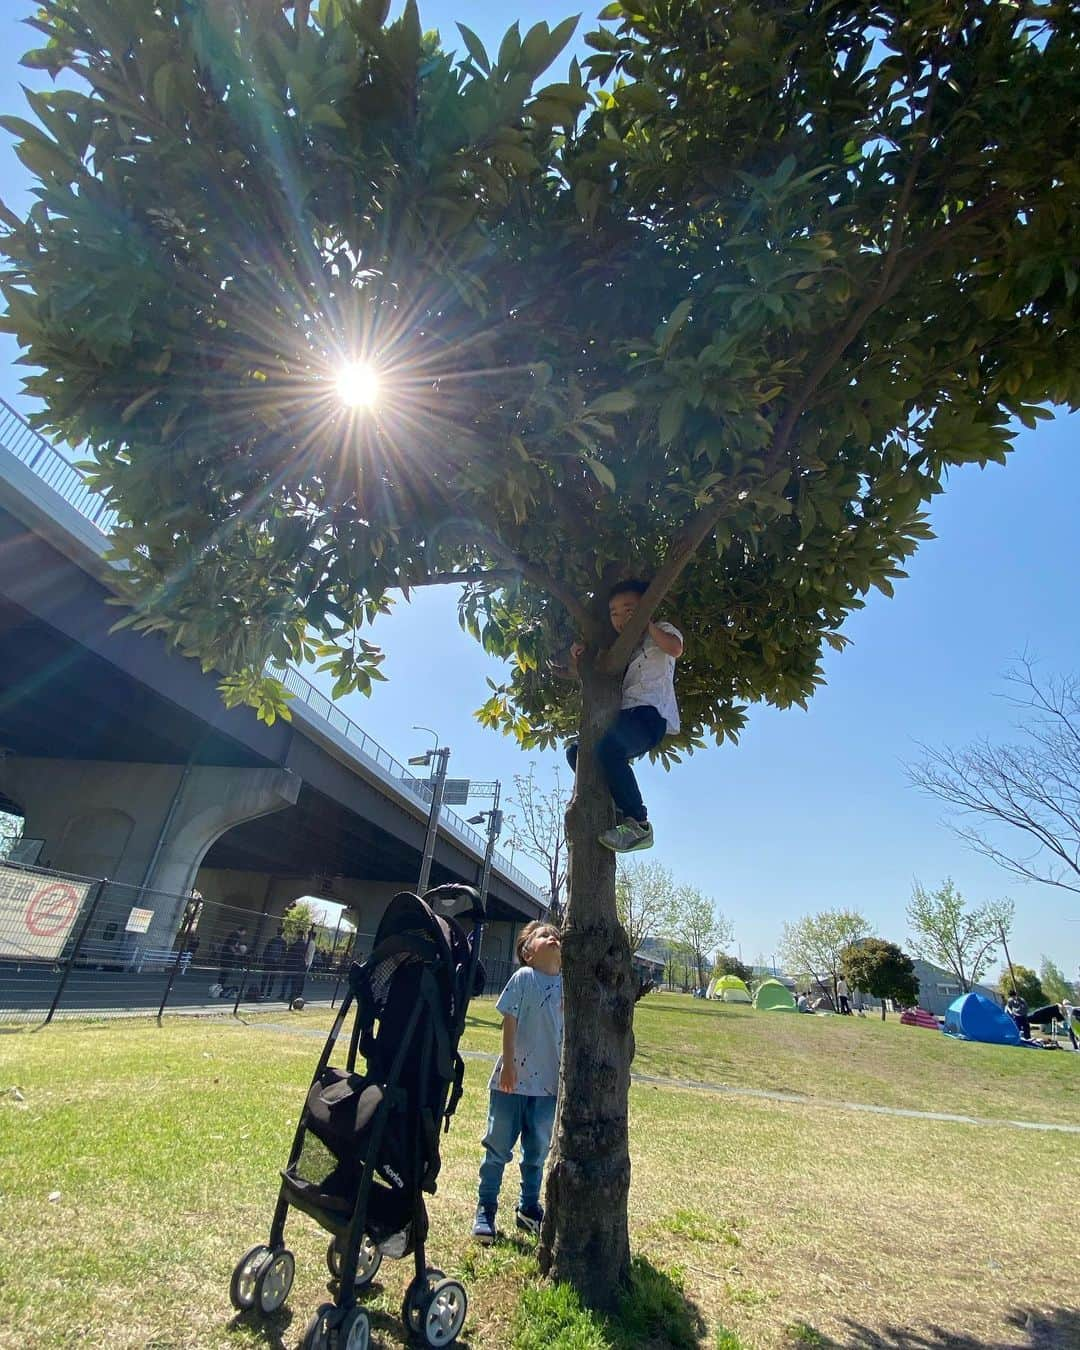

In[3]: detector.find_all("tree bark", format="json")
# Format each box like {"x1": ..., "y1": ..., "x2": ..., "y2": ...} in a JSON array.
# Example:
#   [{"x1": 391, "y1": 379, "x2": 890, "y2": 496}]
[{"x1": 539, "y1": 662, "x2": 635, "y2": 1307}]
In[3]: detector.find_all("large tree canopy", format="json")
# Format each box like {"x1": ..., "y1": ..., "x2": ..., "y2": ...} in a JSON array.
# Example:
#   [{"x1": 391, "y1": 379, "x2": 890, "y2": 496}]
[
  {"x1": 3, "y1": 0, "x2": 1079, "y2": 1307},
  {"x1": 3, "y1": 0, "x2": 1077, "y2": 738}
]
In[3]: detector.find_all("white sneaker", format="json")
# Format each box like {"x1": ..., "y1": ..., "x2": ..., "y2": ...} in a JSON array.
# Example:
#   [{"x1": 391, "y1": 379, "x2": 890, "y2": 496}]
[{"x1": 598, "y1": 820, "x2": 654, "y2": 852}]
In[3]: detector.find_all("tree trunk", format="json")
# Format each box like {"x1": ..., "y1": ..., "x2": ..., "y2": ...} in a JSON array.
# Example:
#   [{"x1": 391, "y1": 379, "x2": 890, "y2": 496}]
[
  {"x1": 880, "y1": 999, "x2": 886, "y2": 1021},
  {"x1": 539, "y1": 665, "x2": 634, "y2": 1308}
]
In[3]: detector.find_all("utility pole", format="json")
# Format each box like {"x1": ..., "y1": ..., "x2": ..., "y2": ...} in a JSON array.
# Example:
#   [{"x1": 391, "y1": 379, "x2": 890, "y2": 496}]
[
  {"x1": 410, "y1": 732, "x2": 451, "y2": 895},
  {"x1": 468, "y1": 781, "x2": 503, "y2": 913}
]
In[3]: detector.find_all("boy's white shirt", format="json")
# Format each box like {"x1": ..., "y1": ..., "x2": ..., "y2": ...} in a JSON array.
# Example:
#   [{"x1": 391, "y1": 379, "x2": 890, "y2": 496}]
[{"x1": 621, "y1": 621, "x2": 682, "y2": 733}]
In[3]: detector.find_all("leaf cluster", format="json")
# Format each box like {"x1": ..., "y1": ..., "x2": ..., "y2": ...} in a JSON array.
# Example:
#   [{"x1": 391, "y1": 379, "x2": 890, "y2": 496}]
[{"x1": 3, "y1": 1, "x2": 1078, "y2": 741}]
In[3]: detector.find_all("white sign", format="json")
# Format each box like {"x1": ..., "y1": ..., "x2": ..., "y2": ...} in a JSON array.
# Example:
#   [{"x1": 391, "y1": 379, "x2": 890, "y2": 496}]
[
  {"x1": 125, "y1": 907, "x2": 154, "y2": 934},
  {"x1": 0, "y1": 864, "x2": 92, "y2": 960}
]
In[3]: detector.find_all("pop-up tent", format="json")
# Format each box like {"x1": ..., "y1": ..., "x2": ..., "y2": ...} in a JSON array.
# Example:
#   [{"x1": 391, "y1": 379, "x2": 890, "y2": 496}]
[
  {"x1": 942, "y1": 992, "x2": 1021, "y2": 1045},
  {"x1": 753, "y1": 978, "x2": 797, "y2": 1013},
  {"x1": 710, "y1": 975, "x2": 752, "y2": 1003}
]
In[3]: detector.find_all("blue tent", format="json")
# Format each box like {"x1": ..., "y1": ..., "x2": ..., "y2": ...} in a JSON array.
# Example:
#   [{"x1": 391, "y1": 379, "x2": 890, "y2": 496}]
[{"x1": 942, "y1": 992, "x2": 1021, "y2": 1045}]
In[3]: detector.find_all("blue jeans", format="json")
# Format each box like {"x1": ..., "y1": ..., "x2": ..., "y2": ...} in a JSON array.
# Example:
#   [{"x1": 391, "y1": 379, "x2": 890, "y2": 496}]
[
  {"x1": 477, "y1": 1090, "x2": 557, "y2": 1212},
  {"x1": 565, "y1": 705, "x2": 667, "y2": 822}
]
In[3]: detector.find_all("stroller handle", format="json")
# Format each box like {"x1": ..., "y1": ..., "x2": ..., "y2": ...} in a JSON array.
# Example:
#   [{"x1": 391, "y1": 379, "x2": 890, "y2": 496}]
[{"x1": 422, "y1": 883, "x2": 485, "y2": 922}]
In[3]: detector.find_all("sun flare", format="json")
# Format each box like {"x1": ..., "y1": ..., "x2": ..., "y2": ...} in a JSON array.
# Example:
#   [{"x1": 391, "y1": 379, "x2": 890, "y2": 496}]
[{"x1": 335, "y1": 360, "x2": 381, "y2": 410}]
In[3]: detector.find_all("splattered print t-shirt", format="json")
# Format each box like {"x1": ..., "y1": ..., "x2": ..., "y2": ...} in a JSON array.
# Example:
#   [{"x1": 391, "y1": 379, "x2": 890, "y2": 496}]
[{"x1": 489, "y1": 965, "x2": 563, "y2": 1097}]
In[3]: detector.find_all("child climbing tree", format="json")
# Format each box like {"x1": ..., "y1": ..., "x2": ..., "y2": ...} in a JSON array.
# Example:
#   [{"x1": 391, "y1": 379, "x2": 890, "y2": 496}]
[{"x1": 2, "y1": 0, "x2": 1078, "y2": 1308}]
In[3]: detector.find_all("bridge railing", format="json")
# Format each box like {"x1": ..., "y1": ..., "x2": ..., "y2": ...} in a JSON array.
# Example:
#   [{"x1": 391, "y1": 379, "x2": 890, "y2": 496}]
[
  {"x1": 0, "y1": 397, "x2": 544, "y2": 904},
  {"x1": 0, "y1": 398, "x2": 117, "y2": 531}
]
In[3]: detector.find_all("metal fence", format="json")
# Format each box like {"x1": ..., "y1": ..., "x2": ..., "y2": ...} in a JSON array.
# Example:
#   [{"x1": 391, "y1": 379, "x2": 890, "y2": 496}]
[
  {"x1": 0, "y1": 395, "x2": 545, "y2": 906},
  {"x1": 0, "y1": 859, "x2": 508, "y2": 1024},
  {"x1": 0, "y1": 859, "x2": 371, "y2": 1024}
]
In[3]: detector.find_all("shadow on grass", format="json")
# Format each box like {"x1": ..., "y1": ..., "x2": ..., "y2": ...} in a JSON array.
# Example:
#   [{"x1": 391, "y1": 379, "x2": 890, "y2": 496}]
[
  {"x1": 787, "y1": 1306, "x2": 1080, "y2": 1349},
  {"x1": 512, "y1": 1254, "x2": 706, "y2": 1349},
  {"x1": 225, "y1": 1307, "x2": 294, "y2": 1349}
]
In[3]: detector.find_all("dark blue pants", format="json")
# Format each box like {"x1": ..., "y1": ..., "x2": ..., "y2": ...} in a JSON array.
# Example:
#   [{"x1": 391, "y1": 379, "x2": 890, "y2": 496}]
[{"x1": 566, "y1": 706, "x2": 666, "y2": 822}]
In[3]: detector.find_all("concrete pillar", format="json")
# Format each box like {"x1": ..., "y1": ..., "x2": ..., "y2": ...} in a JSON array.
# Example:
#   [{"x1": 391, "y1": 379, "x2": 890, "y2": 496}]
[{"x1": 0, "y1": 757, "x2": 300, "y2": 947}]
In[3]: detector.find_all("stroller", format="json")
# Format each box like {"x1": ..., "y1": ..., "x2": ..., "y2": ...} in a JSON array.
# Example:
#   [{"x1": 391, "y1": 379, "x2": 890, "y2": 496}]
[{"x1": 229, "y1": 884, "x2": 485, "y2": 1350}]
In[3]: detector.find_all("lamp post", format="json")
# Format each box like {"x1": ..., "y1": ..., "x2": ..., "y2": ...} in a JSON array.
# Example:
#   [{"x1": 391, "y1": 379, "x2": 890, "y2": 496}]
[
  {"x1": 466, "y1": 780, "x2": 503, "y2": 914},
  {"x1": 409, "y1": 727, "x2": 450, "y2": 895}
]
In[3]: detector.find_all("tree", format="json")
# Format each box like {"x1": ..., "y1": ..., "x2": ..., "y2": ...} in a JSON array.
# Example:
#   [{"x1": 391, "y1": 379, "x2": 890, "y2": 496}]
[
  {"x1": 615, "y1": 858, "x2": 677, "y2": 958},
  {"x1": 505, "y1": 764, "x2": 569, "y2": 918},
  {"x1": 3, "y1": 0, "x2": 1079, "y2": 1307},
  {"x1": 0, "y1": 811, "x2": 22, "y2": 860},
  {"x1": 281, "y1": 898, "x2": 317, "y2": 944},
  {"x1": 910, "y1": 662, "x2": 1080, "y2": 895},
  {"x1": 672, "y1": 885, "x2": 733, "y2": 991},
  {"x1": 994, "y1": 962, "x2": 1044, "y2": 1007},
  {"x1": 713, "y1": 953, "x2": 753, "y2": 985},
  {"x1": 779, "y1": 909, "x2": 867, "y2": 1004},
  {"x1": 907, "y1": 880, "x2": 1012, "y2": 993},
  {"x1": 841, "y1": 939, "x2": 919, "y2": 1019},
  {"x1": 1038, "y1": 958, "x2": 1076, "y2": 1006}
]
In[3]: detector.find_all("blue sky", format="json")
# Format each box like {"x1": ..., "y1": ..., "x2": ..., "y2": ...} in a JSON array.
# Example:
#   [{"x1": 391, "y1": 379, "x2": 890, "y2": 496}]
[{"x1": 2, "y1": 2, "x2": 1078, "y2": 978}]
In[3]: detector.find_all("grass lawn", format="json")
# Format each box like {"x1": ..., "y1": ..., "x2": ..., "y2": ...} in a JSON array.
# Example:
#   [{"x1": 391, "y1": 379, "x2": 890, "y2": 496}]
[{"x1": 1, "y1": 994, "x2": 1077, "y2": 1349}]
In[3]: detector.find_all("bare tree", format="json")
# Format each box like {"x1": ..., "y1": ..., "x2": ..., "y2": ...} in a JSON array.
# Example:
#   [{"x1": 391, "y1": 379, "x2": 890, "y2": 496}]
[
  {"x1": 506, "y1": 764, "x2": 569, "y2": 919},
  {"x1": 673, "y1": 886, "x2": 734, "y2": 991},
  {"x1": 615, "y1": 860, "x2": 678, "y2": 957},
  {"x1": 779, "y1": 909, "x2": 868, "y2": 1004},
  {"x1": 910, "y1": 661, "x2": 1080, "y2": 895},
  {"x1": 907, "y1": 879, "x2": 1013, "y2": 993}
]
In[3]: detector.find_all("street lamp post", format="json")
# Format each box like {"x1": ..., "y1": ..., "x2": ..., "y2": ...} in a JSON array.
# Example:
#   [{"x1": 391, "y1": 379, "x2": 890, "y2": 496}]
[
  {"x1": 409, "y1": 727, "x2": 450, "y2": 895},
  {"x1": 467, "y1": 781, "x2": 503, "y2": 914}
]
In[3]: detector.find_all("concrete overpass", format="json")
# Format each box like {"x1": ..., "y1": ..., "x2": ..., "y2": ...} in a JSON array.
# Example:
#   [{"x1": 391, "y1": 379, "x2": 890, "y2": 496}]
[{"x1": 0, "y1": 397, "x2": 546, "y2": 972}]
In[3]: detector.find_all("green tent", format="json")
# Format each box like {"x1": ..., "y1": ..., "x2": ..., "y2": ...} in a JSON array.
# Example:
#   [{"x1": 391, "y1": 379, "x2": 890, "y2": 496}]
[
  {"x1": 710, "y1": 975, "x2": 752, "y2": 1003},
  {"x1": 753, "y1": 978, "x2": 797, "y2": 1013}
]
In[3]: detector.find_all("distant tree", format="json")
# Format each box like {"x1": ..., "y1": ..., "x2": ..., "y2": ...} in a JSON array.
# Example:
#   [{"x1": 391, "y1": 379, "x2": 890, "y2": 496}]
[
  {"x1": 0, "y1": 811, "x2": 22, "y2": 860},
  {"x1": 907, "y1": 880, "x2": 1012, "y2": 993},
  {"x1": 615, "y1": 859, "x2": 677, "y2": 958},
  {"x1": 506, "y1": 764, "x2": 569, "y2": 920},
  {"x1": 910, "y1": 663, "x2": 1080, "y2": 896},
  {"x1": 840, "y1": 939, "x2": 917, "y2": 1020},
  {"x1": 713, "y1": 953, "x2": 753, "y2": 985},
  {"x1": 673, "y1": 886, "x2": 734, "y2": 991},
  {"x1": 1038, "y1": 958, "x2": 1075, "y2": 1006},
  {"x1": 995, "y1": 963, "x2": 1044, "y2": 1007},
  {"x1": 281, "y1": 899, "x2": 317, "y2": 945},
  {"x1": 779, "y1": 909, "x2": 868, "y2": 1004}
]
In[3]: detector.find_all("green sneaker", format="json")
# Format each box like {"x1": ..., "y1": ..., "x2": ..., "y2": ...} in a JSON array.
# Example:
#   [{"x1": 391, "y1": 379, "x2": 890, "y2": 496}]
[{"x1": 598, "y1": 820, "x2": 654, "y2": 852}]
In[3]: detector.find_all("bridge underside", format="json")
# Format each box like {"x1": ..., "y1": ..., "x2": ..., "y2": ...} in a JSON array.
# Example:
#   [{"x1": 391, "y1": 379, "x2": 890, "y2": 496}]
[{"x1": 0, "y1": 592, "x2": 532, "y2": 926}]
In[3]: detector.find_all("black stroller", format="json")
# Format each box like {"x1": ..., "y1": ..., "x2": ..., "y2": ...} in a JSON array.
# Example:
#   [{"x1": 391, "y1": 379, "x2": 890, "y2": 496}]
[{"x1": 229, "y1": 884, "x2": 485, "y2": 1350}]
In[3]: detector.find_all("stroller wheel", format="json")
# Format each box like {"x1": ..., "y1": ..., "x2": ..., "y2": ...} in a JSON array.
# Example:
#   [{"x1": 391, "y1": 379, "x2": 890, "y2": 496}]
[
  {"x1": 338, "y1": 1306, "x2": 371, "y2": 1350},
  {"x1": 300, "y1": 1302, "x2": 334, "y2": 1350},
  {"x1": 401, "y1": 1269, "x2": 444, "y2": 1338},
  {"x1": 254, "y1": 1247, "x2": 295, "y2": 1314},
  {"x1": 229, "y1": 1243, "x2": 270, "y2": 1311},
  {"x1": 420, "y1": 1279, "x2": 468, "y2": 1347},
  {"x1": 326, "y1": 1234, "x2": 382, "y2": 1287}
]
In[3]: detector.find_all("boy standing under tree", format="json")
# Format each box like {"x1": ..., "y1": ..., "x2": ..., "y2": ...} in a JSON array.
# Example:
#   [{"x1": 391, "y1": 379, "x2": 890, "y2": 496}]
[
  {"x1": 472, "y1": 921, "x2": 563, "y2": 1243},
  {"x1": 567, "y1": 579, "x2": 684, "y2": 853}
]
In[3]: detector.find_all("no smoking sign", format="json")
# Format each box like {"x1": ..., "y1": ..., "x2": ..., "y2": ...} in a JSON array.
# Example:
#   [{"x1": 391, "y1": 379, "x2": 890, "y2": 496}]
[{"x1": 26, "y1": 884, "x2": 80, "y2": 939}]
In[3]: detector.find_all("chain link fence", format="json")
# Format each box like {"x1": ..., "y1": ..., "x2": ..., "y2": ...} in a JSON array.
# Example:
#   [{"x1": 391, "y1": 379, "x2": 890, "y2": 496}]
[
  {"x1": 1, "y1": 859, "x2": 513, "y2": 1024},
  {"x1": 0, "y1": 860, "x2": 377, "y2": 1023}
]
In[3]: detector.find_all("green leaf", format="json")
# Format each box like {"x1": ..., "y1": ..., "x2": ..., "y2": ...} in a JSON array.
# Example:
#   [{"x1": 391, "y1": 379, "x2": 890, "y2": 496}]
[
  {"x1": 456, "y1": 23, "x2": 490, "y2": 73},
  {"x1": 658, "y1": 392, "x2": 685, "y2": 446},
  {"x1": 588, "y1": 389, "x2": 636, "y2": 414},
  {"x1": 308, "y1": 105, "x2": 347, "y2": 129},
  {"x1": 585, "y1": 458, "x2": 616, "y2": 490},
  {"x1": 120, "y1": 387, "x2": 162, "y2": 423},
  {"x1": 659, "y1": 298, "x2": 692, "y2": 353}
]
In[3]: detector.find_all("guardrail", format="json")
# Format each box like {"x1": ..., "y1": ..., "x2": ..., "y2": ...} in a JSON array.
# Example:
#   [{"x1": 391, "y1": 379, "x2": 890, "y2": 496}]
[{"x1": 0, "y1": 396, "x2": 545, "y2": 903}]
